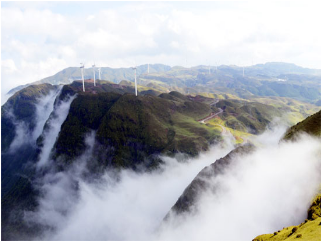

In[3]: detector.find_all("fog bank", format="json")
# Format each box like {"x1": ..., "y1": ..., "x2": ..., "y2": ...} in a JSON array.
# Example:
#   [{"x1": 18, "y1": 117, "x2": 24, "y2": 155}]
[{"x1": 25, "y1": 127, "x2": 321, "y2": 241}]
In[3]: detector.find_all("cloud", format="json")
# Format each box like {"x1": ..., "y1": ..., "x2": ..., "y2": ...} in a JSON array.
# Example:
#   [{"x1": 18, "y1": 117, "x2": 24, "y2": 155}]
[
  {"x1": 4, "y1": 87, "x2": 61, "y2": 152},
  {"x1": 160, "y1": 134, "x2": 321, "y2": 241},
  {"x1": 20, "y1": 123, "x2": 321, "y2": 241},
  {"x1": 2, "y1": 2, "x2": 321, "y2": 101},
  {"x1": 37, "y1": 92, "x2": 76, "y2": 168},
  {"x1": 23, "y1": 132, "x2": 234, "y2": 240}
]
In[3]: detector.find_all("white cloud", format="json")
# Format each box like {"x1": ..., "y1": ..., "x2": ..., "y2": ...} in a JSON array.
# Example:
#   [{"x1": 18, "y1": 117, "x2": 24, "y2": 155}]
[
  {"x1": 1, "y1": 59, "x2": 18, "y2": 73},
  {"x1": 2, "y1": 1, "x2": 321, "y2": 100},
  {"x1": 21, "y1": 124, "x2": 321, "y2": 241}
]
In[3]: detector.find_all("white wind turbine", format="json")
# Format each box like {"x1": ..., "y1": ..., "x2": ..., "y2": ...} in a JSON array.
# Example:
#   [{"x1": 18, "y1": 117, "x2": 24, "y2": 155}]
[
  {"x1": 92, "y1": 64, "x2": 96, "y2": 86},
  {"x1": 148, "y1": 63, "x2": 149, "y2": 74},
  {"x1": 132, "y1": 64, "x2": 137, "y2": 96},
  {"x1": 80, "y1": 63, "x2": 85, "y2": 92},
  {"x1": 98, "y1": 67, "x2": 101, "y2": 80}
]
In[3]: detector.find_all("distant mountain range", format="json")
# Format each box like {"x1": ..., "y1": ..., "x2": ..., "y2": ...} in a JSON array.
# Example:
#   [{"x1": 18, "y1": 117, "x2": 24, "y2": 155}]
[
  {"x1": 7, "y1": 62, "x2": 321, "y2": 105},
  {"x1": 7, "y1": 64, "x2": 171, "y2": 94}
]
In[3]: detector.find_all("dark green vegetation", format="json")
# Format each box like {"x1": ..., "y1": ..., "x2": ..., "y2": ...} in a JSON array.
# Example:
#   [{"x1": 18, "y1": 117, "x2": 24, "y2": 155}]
[
  {"x1": 283, "y1": 110, "x2": 321, "y2": 140},
  {"x1": 54, "y1": 85, "x2": 221, "y2": 169}
]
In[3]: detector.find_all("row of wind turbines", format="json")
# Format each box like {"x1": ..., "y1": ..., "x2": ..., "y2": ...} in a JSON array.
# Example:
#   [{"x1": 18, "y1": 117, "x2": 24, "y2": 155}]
[
  {"x1": 79, "y1": 62, "x2": 244, "y2": 96},
  {"x1": 80, "y1": 63, "x2": 139, "y2": 96},
  {"x1": 80, "y1": 63, "x2": 102, "y2": 92}
]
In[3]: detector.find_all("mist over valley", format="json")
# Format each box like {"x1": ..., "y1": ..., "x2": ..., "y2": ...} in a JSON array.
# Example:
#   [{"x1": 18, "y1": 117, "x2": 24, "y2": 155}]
[{"x1": 2, "y1": 2, "x2": 321, "y2": 240}]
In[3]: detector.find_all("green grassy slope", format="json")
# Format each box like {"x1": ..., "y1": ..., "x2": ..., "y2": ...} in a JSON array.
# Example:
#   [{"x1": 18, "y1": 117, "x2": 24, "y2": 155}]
[
  {"x1": 216, "y1": 99, "x2": 282, "y2": 134},
  {"x1": 283, "y1": 110, "x2": 321, "y2": 140}
]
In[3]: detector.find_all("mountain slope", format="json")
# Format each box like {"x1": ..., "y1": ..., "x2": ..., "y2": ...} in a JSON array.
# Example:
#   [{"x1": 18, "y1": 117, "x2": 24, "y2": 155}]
[
  {"x1": 166, "y1": 144, "x2": 255, "y2": 217},
  {"x1": 53, "y1": 88, "x2": 221, "y2": 169},
  {"x1": 283, "y1": 110, "x2": 321, "y2": 140}
]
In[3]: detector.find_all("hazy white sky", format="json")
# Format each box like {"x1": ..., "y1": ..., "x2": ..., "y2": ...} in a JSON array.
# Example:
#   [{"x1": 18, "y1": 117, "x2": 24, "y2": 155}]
[{"x1": 2, "y1": 1, "x2": 321, "y2": 97}]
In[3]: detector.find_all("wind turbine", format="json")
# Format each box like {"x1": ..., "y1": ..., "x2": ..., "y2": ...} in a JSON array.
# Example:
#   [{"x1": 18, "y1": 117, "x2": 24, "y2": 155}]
[
  {"x1": 80, "y1": 63, "x2": 85, "y2": 92},
  {"x1": 132, "y1": 64, "x2": 137, "y2": 96},
  {"x1": 148, "y1": 63, "x2": 149, "y2": 74},
  {"x1": 92, "y1": 64, "x2": 96, "y2": 86},
  {"x1": 98, "y1": 67, "x2": 101, "y2": 80},
  {"x1": 243, "y1": 66, "x2": 245, "y2": 77}
]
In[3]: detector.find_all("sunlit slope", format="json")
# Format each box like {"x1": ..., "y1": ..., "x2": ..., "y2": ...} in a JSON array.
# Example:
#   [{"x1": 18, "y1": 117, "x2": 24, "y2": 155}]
[
  {"x1": 283, "y1": 110, "x2": 321, "y2": 140},
  {"x1": 253, "y1": 198, "x2": 321, "y2": 241},
  {"x1": 249, "y1": 96, "x2": 320, "y2": 123}
]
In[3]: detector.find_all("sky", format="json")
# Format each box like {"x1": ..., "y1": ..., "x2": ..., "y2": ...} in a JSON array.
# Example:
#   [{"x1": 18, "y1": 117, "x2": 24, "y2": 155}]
[{"x1": 2, "y1": 1, "x2": 321, "y2": 99}]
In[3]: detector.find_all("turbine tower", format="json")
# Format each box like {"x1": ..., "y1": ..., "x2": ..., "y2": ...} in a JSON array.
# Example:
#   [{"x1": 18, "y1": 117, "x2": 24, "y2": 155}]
[
  {"x1": 98, "y1": 67, "x2": 101, "y2": 80},
  {"x1": 80, "y1": 63, "x2": 85, "y2": 92},
  {"x1": 148, "y1": 63, "x2": 149, "y2": 74},
  {"x1": 243, "y1": 66, "x2": 245, "y2": 77},
  {"x1": 92, "y1": 64, "x2": 96, "y2": 86},
  {"x1": 132, "y1": 65, "x2": 137, "y2": 96}
]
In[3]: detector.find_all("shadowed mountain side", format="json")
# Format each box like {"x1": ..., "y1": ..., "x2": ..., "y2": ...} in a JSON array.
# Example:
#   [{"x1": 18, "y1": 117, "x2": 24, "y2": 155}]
[
  {"x1": 165, "y1": 144, "x2": 255, "y2": 218},
  {"x1": 1, "y1": 84, "x2": 59, "y2": 152}
]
